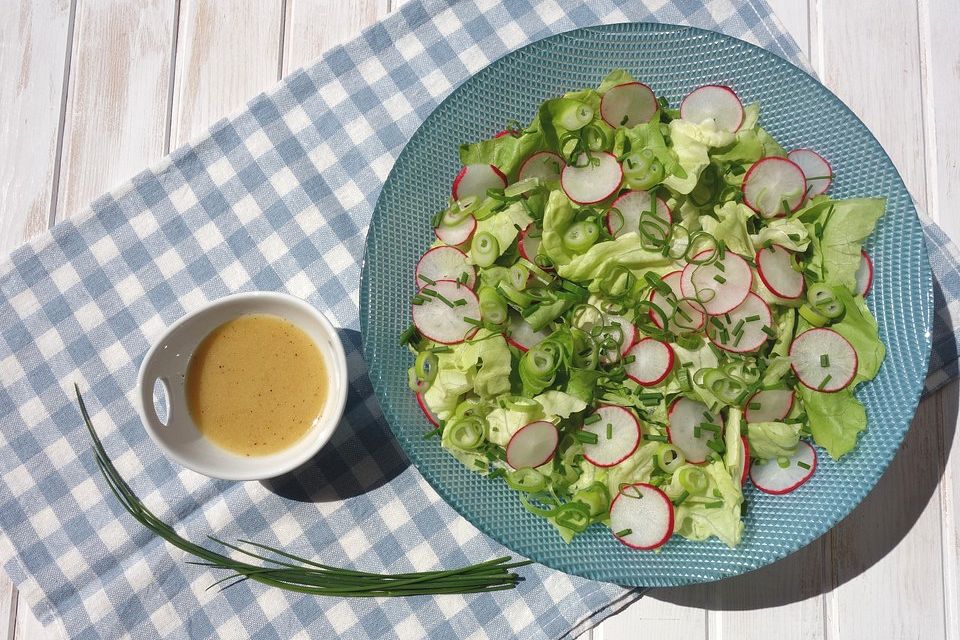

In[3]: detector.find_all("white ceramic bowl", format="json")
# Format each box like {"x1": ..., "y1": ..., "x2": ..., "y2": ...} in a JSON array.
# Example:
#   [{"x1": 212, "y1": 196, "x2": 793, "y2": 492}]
[{"x1": 135, "y1": 292, "x2": 348, "y2": 481}]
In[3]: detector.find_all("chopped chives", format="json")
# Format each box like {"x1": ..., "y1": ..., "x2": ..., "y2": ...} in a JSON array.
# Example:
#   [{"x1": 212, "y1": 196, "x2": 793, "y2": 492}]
[
  {"x1": 733, "y1": 319, "x2": 745, "y2": 335},
  {"x1": 702, "y1": 411, "x2": 713, "y2": 421},
  {"x1": 820, "y1": 353, "x2": 830, "y2": 367},
  {"x1": 748, "y1": 402, "x2": 761, "y2": 410},
  {"x1": 706, "y1": 439, "x2": 726, "y2": 454},
  {"x1": 430, "y1": 346, "x2": 453, "y2": 353},
  {"x1": 576, "y1": 431, "x2": 599, "y2": 445},
  {"x1": 716, "y1": 260, "x2": 726, "y2": 272},
  {"x1": 411, "y1": 295, "x2": 426, "y2": 305},
  {"x1": 733, "y1": 331, "x2": 744, "y2": 347},
  {"x1": 713, "y1": 489, "x2": 723, "y2": 498},
  {"x1": 744, "y1": 314, "x2": 761, "y2": 322},
  {"x1": 463, "y1": 316, "x2": 483, "y2": 327},
  {"x1": 693, "y1": 426, "x2": 702, "y2": 438},
  {"x1": 606, "y1": 423, "x2": 613, "y2": 440},
  {"x1": 584, "y1": 413, "x2": 602, "y2": 425},
  {"x1": 705, "y1": 501, "x2": 724, "y2": 509},
  {"x1": 473, "y1": 459, "x2": 488, "y2": 470},
  {"x1": 710, "y1": 317, "x2": 724, "y2": 329},
  {"x1": 418, "y1": 274, "x2": 436, "y2": 285},
  {"x1": 714, "y1": 274, "x2": 727, "y2": 284},
  {"x1": 761, "y1": 325, "x2": 776, "y2": 338},
  {"x1": 698, "y1": 423, "x2": 720, "y2": 433},
  {"x1": 673, "y1": 490, "x2": 690, "y2": 506},
  {"x1": 724, "y1": 313, "x2": 732, "y2": 324},
  {"x1": 818, "y1": 374, "x2": 832, "y2": 389},
  {"x1": 797, "y1": 461, "x2": 811, "y2": 470},
  {"x1": 623, "y1": 355, "x2": 636, "y2": 364},
  {"x1": 645, "y1": 434, "x2": 668, "y2": 442},
  {"x1": 615, "y1": 528, "x2": 633, "y2": 537},
  {"x1": 453, "y1": 298, "x2": 467, "y2": 307},
  {"x1": 788, "y1": 233, "x2": 801, "y2": 241}
]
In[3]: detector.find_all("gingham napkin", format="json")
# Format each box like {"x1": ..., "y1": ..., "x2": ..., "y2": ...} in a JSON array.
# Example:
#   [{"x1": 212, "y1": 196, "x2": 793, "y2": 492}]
[{"x1": 1, "y1": 1, "x2": 957, "y2": 638}]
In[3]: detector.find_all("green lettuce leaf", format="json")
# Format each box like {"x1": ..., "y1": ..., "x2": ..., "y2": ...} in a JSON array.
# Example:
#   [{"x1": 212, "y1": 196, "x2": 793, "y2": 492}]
[
  {"x1": 597, "y1": 68, "x2": 638, "y2": 93},
  {"x1": 828, "y1": 286, "x2": 885, "y2": 386},
  {"x1": 803, "y1": 198, "x2": 885, "y2": 290},
  {"x1": 674, "y1": 460, "x2": 744, "y2": 547},
  {"x1": 459, "y1": 130, "x2": 545, "y2": 180},
  {"x1": 455, "y1": 331, "x2": 513, "y2": 398},
  {"x1": 702, "y1": 201, "x2": 755, "y2": 257},
  {"x1": 663, "y1": 119, "x2": 735, "y2": 194},
  {"x1": 556, "y1": 233, "x2": 673, "y2": 282},
  {"x1": 423, "y1": 353, "x2": 475, "y2": 420},
  {"x1": 469, "y1": 202, "x2": 532, "y2": 265},
  {"x1": 484, "y1": 406, "x2": 542, "y2": 447},
  {"x1": 534, "y1": 390, "x2": 587, "y2": 418},
  {"x1": 541, "y1": 189, "x2": 577, "y2": 266},
  {"x1": 746, "y1": 421, "x2": 801, "y2": 459},
  {"x1": 797, "y1": 387, "x2": 867, "y2": 459},
  {"x1": 754, "y1": 217, "x2": 810, "y2": 252}
]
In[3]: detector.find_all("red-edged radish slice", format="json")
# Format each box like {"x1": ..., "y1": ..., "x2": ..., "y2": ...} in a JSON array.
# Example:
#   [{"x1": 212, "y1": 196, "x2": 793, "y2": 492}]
[
  {"x1": 518, "y1": 151, "x2": 564, "y2": 183},
  {"x1": 598, "y1": 314, "x2": 637, "y2": 364},
  {"x1": 581, "y1": 405, "x2": 642, "y2": 467},
  {"x1": 707, "y1": 292, "x2": 773, "y2": 353},
  {"x1": 788, "y1": 148, "x2": 833, "y2": 198},
  {"x1": 680, "y1": 251, "x2": 752, "y2": 315},
  {"x1": 790, "y1": 328, "x2": 858, "y2": 392},
  {"x1": 411, "y1": 280, "x2": 481, "y2": 345},
  {"x1": 434, "y1": 215, "x2": 477, "y2": 246},
  {"x1": 415, "y1": 246, "x2": 476, "y2": 289},
  {"x1": 416, "y1": 392, "x2": 439, "y2": 427},
  {"x1": 518, "y1": 223, "x2": 542, "y2": 263},
  {"x1": 649, "y1": 271, "x2": 706, "y2": 332},
  {"x1": 750, "y1": 441, "x2": 817, "y2": 494},
  {"x1": 745, "y1": 389, "x2": 794, "y2": 423},
  {"x1": 610, "y1": 483, "x2": 674, "y2": 550},
  {"x1": 600, "y1": 82, "x2": 658, "y2": 128},
  {"x1": 606, "y1": 190, "x2": 672, "y2": 238},
  {"x1": 667, "y1": 398, "x2": 721, "y2": 464},
  {"x1": 560, "y1": 152, "x2": 623, "y2": 205},
  {"x1": 739, "y1": 436, "x2": 750, "y2": 485},
  {"x1": 493, "y1": 129, "x2": 511, "y2": 139},
  {"x1": 451, "y1": 163, "x2": 507, "y2": 201},
  {"x1": 624, "y1": 339, "x2": 675, "y2": 386},
  {"x1": 680, "y1": 85, "x2": 744, "y2": 132},
  {"x1": 756, "y1": 244, "x2": 804, "y2": 300},
  {"x1": 855, "y1": 251, "x2": 873, "y2": 297},
  {"x1": 506, "y1": 314, "x2": 550, "y2": 352},
  {"x1": 505, "y1": 420, "x2": 559, "y2": 469},
  {"x1": 742, "y1": 157, "x2": 806, "y2": 218}
]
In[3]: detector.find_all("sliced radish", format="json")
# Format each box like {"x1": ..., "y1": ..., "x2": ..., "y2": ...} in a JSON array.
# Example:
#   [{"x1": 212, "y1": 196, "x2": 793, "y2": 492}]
[
  {"x1": 518, "y1": 223, "x2": 542, "y2": 263},
  {"x1": 505, "y1": 420, "x2": 559, "y2": 469},
  {"x1": 600, "y1": 82, "x2": 658, "y2": 128},
  {"x1": 680, "y1": 85, "x2": 744, "y2": 132},
  {"x1": 706, "y1": 292, "x2": 773, "y2": 353},
  {"x1": 598, "y1": 314, "x2": 637, "y2": 364},
  {"x1": 451, "y1": 163, "x2": 507, "y2": 201},
  {"x1": 855, "y1": 251, "x2": 873, "y2": 297},
  {"x1": 415, "y1": 246, "x2": 476, "y2": 289},
  {"x1": 667, "y1": 397, "x2": 721, "y2": 464},
  {"x1": 745, "y1": 389, "x2": 794, "y2": 423},
  {"x1": 739, "y1": 436, "x2": 750, "y2": 485},
  {"x1": 610, "y1": 483, "x2": 674, "y2": 550},
  {"x1": 518, "y1": 151, "x2": 564, "y2": 183},
  {"x1": 742, "y1": 157, "x2": 806, "y2": 218},
  {"x1": 650, "y1": 270, "x2": 706, "y2": 333},
  {"x1": 493, "y1": 129, "x2": 511, "y2": 139},
  {"x1": 788, "y1": 148, "x2": 833, "y2": 198},
  {"x1": 606, "y1": 190, "x2": 672, "y2": 238},
  {"x1": 434, "y1": 215, "x2": 477, "y2": 246},
  {"x1": 680, "y1": 251, "x2": 752, "y2": 315},
  {"x1": 624, "y1": 339, "x2": 675, "y2": 386},
  {"x1": 756, "y1": 244, "x2": 804, "y2": 299},
  {"x1": 790, "y1": 327, "x2": 858, "y2": 393},
  {"x1": 750, "y1": 441, "x2": 817, "y2": 494},
  {"x1": 506, "y1": 313, "x2": 550, "y2": 352},
  {"x1": 560, "y1": 152, "x2": 623, "y2": 205},
  {"x1": 411, "y1": 280, "x2": 481, "y2": 345},
  {"x1": 416, "y1": 392, "x2": 439, "y2": 427},
  {"x1": 581, "y1": 405, "x2": 642, "y2": 467}
]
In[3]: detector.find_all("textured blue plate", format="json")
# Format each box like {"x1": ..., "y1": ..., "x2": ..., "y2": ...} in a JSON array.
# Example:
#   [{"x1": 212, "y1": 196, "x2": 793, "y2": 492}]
[{"x1": 359, "y1": 23, "x2": 932, "y2": 586}]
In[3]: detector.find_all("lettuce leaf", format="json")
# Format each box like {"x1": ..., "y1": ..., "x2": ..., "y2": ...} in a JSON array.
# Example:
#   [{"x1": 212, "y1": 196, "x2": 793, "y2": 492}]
[
  {"x1": 469, "y1": 202, "x2": 532, "y2": 265},
  {"x1": 556, "y1": 233, "x2": 673, "y2": 282},
  {"x1": 663, "y1": 119, "x2": 735, "y2": 194},
  {"x1": 746, "y1": 421, "x2": 801, "y2": 459},
  {"x1": 534, "y1": 390, "x2": 587, "y2": 418},
  {"x1": 459, "y1": 130, "x2": 545, "y2": 181},
  {"x1": 803, "y1": 198, "x2": 885, "y2": 291},
  {"x1": 797, "y1": 387, "x2": 867, "y2": 459},
  {"x1": 541, "y1": 189, "x2": 577, "y2": 266},
  {"x1": 423, "y1": 353, "x2": 475, "y2": 420},
  {"x1": 754, "y1": 217, "x2": 810, "y2": 252},
  {"x1": 455, "y1": 331, "x2": 513, "y2": 398},
  {"x1": 485, "y1": 406, "x2": 542, "y2": 447},
  {"x1": 828, "y1": 286, "x2": 885, "y2": 386},
  {"x1": 674, "y1": 460, "x2": 744, "y2": 547},
  {"x1": 702, "y1": 201, "x2": 755, "y2": 257}
]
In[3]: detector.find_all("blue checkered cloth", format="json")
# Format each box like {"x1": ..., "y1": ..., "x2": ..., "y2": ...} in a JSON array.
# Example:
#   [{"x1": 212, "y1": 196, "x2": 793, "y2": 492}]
[{"x1": 0, "y1": 0, "x2": 956, "y2": 638}]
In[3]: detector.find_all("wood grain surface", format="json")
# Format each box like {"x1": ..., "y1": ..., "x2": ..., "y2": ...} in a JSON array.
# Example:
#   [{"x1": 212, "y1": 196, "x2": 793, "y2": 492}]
[{"x1": 0, "y1": 1, "x2": 957, "y2": 638}]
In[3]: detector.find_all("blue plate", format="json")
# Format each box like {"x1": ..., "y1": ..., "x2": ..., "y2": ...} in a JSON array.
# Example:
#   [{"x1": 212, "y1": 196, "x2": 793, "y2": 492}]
[{"x1": 359, "y1": 23, "x2": 932, "y2": 586}]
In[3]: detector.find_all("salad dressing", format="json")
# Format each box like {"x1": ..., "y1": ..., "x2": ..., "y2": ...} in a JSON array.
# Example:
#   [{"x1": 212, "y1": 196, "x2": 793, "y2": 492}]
[{"x1": 185, "y1": 314, "x2": 326, "y2": 456}]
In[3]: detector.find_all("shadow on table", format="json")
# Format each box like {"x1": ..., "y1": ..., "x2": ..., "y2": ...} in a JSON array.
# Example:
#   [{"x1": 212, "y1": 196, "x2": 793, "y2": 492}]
[
  {"x1": 651, "y1": 279, "x2": 958, "y2": 610},
  {"x1": 260, "y1": 328, "x2": 411, "y2": 503}
]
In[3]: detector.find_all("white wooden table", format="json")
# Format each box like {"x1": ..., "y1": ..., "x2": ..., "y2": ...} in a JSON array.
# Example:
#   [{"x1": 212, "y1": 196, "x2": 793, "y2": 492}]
[{"x1": 2, "y1": 1, "x2": 958, "y2": 638}]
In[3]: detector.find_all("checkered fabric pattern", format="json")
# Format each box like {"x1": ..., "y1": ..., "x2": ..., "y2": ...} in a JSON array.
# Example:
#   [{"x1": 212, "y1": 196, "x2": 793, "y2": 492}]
[{"x1": 0, "y1": 0, "x2": 955, "y2": 638}]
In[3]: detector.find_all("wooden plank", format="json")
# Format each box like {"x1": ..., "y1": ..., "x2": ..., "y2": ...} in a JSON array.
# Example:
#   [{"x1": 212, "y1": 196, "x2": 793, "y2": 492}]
[
  {"x1": 0, "y1": 0, "x2": 73, "y2": 253},
  {"x1": 0, "y1": 575, "x2": 16, "y2": 640},
  {"x1": 169, "y1": 0, "x2": 284, "y2": 148},
  {"x1": 814, "y1": 3, "x2": 947, "y2": 637},
  {"x1": 596, "y1": 597, "x2": 706, "y2": 640},
  {"x1": 54, "y1": 0, "x2": 175, "y2": 221},
  {"x1": 282, "y1": 0, "x2": 391, "y2": 74},
  {"x1": 918, "y1": 1, "x2": 960, "y2": 638}
]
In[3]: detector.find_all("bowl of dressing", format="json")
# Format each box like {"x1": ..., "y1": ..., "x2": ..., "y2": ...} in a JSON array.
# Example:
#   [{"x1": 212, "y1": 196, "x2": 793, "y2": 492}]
[{"x1": 135, "y1": 292, "x2": 348, "y2": 480}]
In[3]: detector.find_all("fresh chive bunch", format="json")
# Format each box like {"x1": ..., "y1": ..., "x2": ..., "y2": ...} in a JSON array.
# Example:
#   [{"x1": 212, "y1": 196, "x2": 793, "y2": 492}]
[{"x1": 76, "y1": 385, "x2": 530, "y2": 596}]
